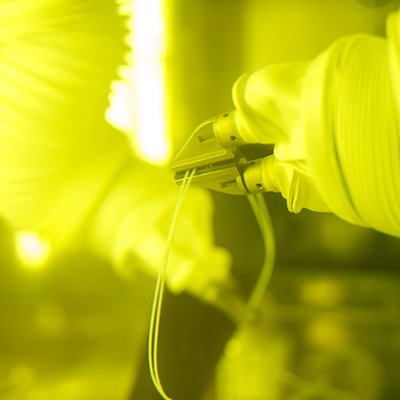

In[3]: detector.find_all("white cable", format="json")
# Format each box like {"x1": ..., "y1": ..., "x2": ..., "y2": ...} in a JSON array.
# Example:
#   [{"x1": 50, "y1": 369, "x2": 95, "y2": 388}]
[
  {"x1": 247, "y1": 193, "x2": 276, "y2": 310},
  {"x1": 147, "y1": 169, "x2": 195, "y2": 400}
]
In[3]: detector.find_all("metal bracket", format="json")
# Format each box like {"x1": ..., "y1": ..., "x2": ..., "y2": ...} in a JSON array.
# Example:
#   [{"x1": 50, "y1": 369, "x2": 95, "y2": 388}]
[{"x1": 172, "y1": 113, "x2": 272, "y2": 195}]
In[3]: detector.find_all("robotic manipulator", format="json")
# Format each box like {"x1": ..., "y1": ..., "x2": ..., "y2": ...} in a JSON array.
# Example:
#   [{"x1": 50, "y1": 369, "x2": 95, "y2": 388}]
[{"x1": 172, "y1": 112, "x2": 272, "y2": 195}]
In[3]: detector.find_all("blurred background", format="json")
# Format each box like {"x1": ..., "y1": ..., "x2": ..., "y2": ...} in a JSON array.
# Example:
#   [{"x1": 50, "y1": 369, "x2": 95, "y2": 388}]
[{"x1": 1, "y1": 0, "x2": 400, "y2": 399}]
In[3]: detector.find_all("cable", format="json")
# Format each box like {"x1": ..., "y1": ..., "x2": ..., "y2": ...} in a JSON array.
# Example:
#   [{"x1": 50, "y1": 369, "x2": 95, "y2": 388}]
[
  {"x1": 246, "y1": 193, "x2": 276, "y2": 311},
  {"x1": 147, "y1": 169, "x2": 195, "y2": 400}
]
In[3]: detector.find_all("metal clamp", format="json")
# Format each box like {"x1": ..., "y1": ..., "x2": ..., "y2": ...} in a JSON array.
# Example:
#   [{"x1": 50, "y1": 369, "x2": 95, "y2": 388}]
[{"x1": 171, "y1": 111, "x2": 272, "y2": 195}]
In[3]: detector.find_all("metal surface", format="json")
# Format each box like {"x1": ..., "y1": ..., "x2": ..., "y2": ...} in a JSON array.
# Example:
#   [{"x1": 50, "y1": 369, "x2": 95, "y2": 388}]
[{"x1": 172, "y1": 112, "x2": 272, "y2": 195}]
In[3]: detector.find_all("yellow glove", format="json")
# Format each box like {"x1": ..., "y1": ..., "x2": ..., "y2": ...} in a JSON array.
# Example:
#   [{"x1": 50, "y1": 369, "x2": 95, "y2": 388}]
[{"x1": 233, "y1": 62, "x2": 331, "y2": 214}]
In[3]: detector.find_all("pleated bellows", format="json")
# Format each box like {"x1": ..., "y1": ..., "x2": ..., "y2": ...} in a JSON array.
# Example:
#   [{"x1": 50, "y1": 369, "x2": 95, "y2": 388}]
[
  {"x1": 304, "y1": 33, "x2": 400, "y2": 237},
  {"x1": 0, "y1": 0, "x2": 131, "y2": 250}
]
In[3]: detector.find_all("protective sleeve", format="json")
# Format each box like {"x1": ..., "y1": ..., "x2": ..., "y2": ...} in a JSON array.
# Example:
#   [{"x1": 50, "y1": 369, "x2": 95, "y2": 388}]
[{"x1": 233, "y1": 10, "x2": 400, "y2": 237}]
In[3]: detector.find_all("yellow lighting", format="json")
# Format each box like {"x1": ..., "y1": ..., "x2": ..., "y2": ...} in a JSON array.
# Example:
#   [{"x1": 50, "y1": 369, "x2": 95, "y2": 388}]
[
  {"x1": 300, "y1": 280, "x2": 344, "y2": 308},
  {"x1": 132, "y1": 0, "x2": 169, "y2": 165},
  {"x1": 224, "y1": 338, "x2": 243, "y2": 358},
  {"x1": 107, "y1": 0, "x2": 170, "y2": 165},
  {"x1": 15, "y1": 231, "x2": 50, "y2": 269}
]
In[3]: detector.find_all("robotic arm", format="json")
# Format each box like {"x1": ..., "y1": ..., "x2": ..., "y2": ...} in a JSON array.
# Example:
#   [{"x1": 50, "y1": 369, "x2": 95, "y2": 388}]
[
  {"x1": 173, "y1": 11, "x2": 400, "y2": 238},
  {"x1": 172, "y1": 107, "x2": 329, "y2": 214}
]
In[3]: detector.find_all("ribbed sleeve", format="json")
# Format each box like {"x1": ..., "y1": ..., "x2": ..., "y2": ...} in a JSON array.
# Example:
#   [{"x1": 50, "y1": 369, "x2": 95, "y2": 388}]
[{"x1": 303, "y1": 33, "x2": 400, "y2": 237}]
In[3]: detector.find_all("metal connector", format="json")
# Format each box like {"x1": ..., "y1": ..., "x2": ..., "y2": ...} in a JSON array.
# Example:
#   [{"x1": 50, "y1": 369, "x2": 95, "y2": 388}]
[{"x1": 171, "y1": 112, "x2": 272, "y2": 195}]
